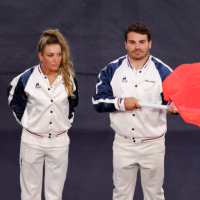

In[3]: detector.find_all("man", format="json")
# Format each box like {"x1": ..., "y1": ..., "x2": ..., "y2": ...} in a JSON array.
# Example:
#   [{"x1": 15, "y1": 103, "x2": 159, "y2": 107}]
[{"x1": 92, "y1": 22, "x2": 178, "y2": 200}]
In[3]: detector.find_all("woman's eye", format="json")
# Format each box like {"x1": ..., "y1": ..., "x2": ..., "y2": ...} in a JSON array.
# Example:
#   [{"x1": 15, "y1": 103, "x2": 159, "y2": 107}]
[
  {"x1": 48, "y1": 55, "x2": 53, "y2": 57},
  {"x1": 58, "y1": 54, "x2": 62, "y2": 57}
]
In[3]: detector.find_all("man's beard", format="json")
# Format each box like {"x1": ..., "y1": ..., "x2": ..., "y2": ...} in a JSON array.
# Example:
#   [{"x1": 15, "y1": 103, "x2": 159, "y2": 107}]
[{"x1": 130, "y1": 49, "x2": 149, "y2": 60}]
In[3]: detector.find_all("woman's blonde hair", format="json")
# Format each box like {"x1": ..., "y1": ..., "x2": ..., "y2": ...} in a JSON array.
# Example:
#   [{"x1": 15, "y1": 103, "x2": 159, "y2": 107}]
[{"x1": 38, "y1": 29, "x2": 75, "y2": 98}]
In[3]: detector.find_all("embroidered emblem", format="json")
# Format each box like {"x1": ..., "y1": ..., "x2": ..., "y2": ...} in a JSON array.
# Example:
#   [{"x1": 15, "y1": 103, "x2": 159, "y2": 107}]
[
  {"x1": 35, "y1": 83, "x2": 41, "y2": 88},
  {"x1": 145, "y1": 80, "x2": 155, "y2": 83},
  {"x1": 122, "y1": 77, "x2": 128, "y2": 82}
]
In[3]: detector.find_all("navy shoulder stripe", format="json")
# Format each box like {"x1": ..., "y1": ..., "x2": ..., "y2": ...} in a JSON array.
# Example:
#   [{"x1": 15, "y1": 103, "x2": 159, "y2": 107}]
[
  {"x1": 103, "y1": 56, "x2": 126, "y2": 82},
  {"x1": 95, "y1": 56, "x2": 126, "y2": 96},
  {"x1": 151, "y1": 57, "x2": 171, "y2": 82},
  {"x1": 20, "y1": 67, "x2": 35, "y2": 87}
]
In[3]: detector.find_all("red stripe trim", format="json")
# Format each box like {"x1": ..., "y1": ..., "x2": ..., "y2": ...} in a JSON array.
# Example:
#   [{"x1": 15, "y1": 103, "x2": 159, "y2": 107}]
[
  {"x1": 127, "y1": 56, "x2": 133, "y2": 69},
  {"x1": 117, "y1": 98, "x2": 120, "y2": 108},
  {"x1": 140, "y1": 54, "x2": 150, "y2": 70},
  {"x1": 56, "y1": 131, "x2": 66, "y2": 137},
  {"x1": 127, "y1": 55, "x2": 150, "y2": 70},
  {"x1": 143, "y1": 59, "x2": 150, "y2": 69},
  {"x1": 26, "y1": 129, "x2": 43, "y2": 137},
  {"x1": 26, "y1": 129, "x2": 66, "y2": 138},
  {"x1": 142, "y1": 134, "x2": 164, "y2": 142},
  {"x1": 38, "y1": 66, "x2": 41, "y2": 74}
]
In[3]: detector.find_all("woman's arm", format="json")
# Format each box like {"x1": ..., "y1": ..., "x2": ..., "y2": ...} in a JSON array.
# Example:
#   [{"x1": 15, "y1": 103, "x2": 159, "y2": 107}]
[{"x1": 68, "y1": 76, "x2": 79, "y2": 124}]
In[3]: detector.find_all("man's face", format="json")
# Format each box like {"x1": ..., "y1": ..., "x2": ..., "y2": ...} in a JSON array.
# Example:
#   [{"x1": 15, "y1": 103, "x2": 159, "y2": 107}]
[{"x1": 125, "y1": 32, "x2": 152, "y2": 61}]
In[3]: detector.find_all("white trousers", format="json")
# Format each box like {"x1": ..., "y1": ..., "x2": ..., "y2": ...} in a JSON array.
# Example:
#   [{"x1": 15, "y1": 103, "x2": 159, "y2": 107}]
[
  {"x1": 20, "y1": 142, "x2": 69, "y2": 200},
  {"x1": 113, "y1": 134, "x2": 165, "y2": 200}
]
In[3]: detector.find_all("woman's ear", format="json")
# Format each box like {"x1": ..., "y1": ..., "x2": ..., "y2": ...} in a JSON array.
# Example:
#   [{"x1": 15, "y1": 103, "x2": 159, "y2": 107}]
[{"x1": 38, "y1": 52, "x2": 43, "y2": 62}]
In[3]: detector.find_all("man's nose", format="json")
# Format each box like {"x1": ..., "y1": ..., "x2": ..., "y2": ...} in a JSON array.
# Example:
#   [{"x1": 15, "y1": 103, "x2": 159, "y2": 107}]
[{"x1": 135, "y1": 43, "x2": 140, "y2": 49}]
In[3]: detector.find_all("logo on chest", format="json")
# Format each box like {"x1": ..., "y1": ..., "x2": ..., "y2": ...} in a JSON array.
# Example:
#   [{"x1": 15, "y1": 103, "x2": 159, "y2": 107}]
[
  {"x1": 35, "y1": 83, "x2": 41, "y2": 88},
  {"x1": 122, "y1": 77, "x2": 128, "y2": 82},
  {"x1": 145, "y1": 80, "x2": 155, "y2": 83}
]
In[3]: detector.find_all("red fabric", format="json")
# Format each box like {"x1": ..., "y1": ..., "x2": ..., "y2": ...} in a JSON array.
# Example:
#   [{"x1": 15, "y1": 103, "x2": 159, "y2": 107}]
[
  {"x1": 162, "y1": 62, "x2": 200, "y2": 127},
  {"x1": 170, "y1": 87, "x2": 200, "y2": 127},
  {"x1": 163, "y1": 63, "x2": 200, "y2": 101}
]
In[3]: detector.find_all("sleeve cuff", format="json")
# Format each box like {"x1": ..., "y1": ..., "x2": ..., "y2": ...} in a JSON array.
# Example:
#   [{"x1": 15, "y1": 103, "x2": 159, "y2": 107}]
[{"x1": 115, "y1": 98, "x2": 126, "y2": 111}]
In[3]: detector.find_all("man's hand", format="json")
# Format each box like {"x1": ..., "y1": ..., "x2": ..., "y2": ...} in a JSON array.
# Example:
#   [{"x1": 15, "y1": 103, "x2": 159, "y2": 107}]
[
  {"x1": 124, "y1": 97, "x2": 141, "y2": 111},
  {"x1": 167, "y1": 102, "x2": 179, "y2": 115}
]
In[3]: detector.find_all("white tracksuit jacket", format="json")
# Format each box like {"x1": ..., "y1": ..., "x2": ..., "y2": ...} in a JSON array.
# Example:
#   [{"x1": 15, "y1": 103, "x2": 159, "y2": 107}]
[
  {"x1": 8, "y1": 64, "x2": 79, "y2": 147},
  {"x1": 92, "y1": 55, "x2": 172, "y2": 140}
]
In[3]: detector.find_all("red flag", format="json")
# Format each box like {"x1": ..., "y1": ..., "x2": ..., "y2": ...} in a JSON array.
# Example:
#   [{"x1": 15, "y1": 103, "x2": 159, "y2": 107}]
[
  {"x1": 170, "y1": 87, "x2": 200, "y2": 127},
  {"x1": 162, "y1": 63, "x2": 200, "y2": 127},
  {"x1": 163, "y1": 63, "x2": 200, "y2": 102}
]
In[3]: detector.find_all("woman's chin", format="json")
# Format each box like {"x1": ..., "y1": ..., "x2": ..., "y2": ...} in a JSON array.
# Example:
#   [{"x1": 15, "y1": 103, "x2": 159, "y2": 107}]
[{"x1": 50, "y1": 67, "x2": 59, "y2": 72}]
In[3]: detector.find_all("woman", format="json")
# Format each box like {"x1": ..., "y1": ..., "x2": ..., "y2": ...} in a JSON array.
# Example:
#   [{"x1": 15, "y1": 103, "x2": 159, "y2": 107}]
[{"x1": 7, "y1": 29, "x2": 79, "y2": 200}]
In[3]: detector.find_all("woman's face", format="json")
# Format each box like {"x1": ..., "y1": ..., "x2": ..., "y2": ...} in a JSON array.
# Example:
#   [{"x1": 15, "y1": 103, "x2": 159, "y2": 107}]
[{"x1": 38, "y1": 44, "x2": 62, "y2": 72}]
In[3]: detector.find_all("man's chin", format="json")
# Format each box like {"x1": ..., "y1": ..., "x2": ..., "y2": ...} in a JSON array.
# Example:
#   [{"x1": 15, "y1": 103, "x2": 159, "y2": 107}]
[
  {"x1": 132, "y1": 55, "x2": 144, "y2": 60},
  {"x1": 131, "y1": 52, "x2": 149, "y2": 61}
]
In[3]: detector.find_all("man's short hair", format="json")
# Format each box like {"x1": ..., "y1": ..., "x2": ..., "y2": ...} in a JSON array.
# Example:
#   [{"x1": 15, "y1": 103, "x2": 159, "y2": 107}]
[{"x1": 124, "y1": 22, "x2": 151, "y2": 42}]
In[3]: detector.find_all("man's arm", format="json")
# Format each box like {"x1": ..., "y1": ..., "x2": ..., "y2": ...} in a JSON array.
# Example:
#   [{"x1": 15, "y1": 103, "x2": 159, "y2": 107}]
[
  {"x1": 92, "y1": 68, "x2": 128, "y2": 113},
  {"x1": 92, "y1": 66, "x2": 142, "y2": 112},
  {"x1": 151, "y1": 57, "x2": 178, "y2": 115},
  {"x1": 92, "y1": 70, "x2": 118, "y2": 113}
]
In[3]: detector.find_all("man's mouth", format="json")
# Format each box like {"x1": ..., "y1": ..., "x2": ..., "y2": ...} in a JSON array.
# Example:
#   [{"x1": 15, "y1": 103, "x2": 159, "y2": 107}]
[{"x1": 133, "y1": 50, "x2": 142, "y2": 53}]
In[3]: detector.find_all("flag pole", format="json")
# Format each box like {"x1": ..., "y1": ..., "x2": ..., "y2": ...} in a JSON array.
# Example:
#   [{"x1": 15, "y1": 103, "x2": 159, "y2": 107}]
[{"x1": 138, "y1": 102, "x2": 168, "y2": 110}]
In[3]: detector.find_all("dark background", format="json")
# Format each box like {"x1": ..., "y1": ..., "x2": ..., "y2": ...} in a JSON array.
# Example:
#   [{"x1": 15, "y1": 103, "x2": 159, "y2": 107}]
[{"x1": 0, "y1": 0, "x2": 200, "y2": 199}]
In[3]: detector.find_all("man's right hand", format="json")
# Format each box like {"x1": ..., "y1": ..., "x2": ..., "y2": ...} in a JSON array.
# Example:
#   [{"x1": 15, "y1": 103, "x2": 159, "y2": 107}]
[{"x1": 124, "y1": 97, "x2": 141, "y2": 111}]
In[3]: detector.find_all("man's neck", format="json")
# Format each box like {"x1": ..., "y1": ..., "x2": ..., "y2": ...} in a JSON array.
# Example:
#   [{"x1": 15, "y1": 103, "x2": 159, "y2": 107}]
[{"x1": 128, "y1": 53, "x2": 149, "y2": 70}]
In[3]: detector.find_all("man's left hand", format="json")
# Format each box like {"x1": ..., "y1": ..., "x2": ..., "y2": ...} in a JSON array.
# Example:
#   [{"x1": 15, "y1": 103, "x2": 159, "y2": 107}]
[{"x1": 167, "y1": 102, "x2": 179, "y2": 115}]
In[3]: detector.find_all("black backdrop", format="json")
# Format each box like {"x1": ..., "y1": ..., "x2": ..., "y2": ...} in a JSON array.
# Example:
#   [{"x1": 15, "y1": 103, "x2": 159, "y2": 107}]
[{"x1": 0, "y1": 0, "x2": 200, "y2": 199}]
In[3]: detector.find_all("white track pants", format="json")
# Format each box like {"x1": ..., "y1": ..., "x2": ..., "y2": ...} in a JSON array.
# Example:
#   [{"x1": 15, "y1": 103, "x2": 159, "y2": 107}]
[
  {"x1": 20, "y1": 142, "x2": 69, "y2": 200},
  {"x1": 113, "y1": 134, "x2": 165, "y2": 200}
]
